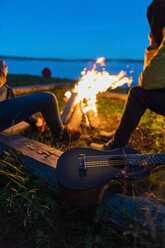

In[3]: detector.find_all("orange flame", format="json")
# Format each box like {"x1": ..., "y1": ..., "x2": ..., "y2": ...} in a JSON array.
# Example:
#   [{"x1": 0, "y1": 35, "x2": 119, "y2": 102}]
[
  {"x1": 66, "y1": 57, "x2": 133, "y2": 116},
  {"x1": 96, "y1": 57, "x2": 105, "y2": 66}
]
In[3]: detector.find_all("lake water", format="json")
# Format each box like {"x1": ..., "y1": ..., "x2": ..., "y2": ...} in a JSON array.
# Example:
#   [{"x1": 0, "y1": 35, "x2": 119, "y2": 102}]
[{"x1": 4, "y1": 58, "x2": 144, "y2": 87}]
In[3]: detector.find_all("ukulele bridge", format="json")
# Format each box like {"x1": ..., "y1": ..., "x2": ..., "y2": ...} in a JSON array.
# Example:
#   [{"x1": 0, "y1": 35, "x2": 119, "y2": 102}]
[{"x1": 78, "y1": 155, "x2": 87, "y2": 174}]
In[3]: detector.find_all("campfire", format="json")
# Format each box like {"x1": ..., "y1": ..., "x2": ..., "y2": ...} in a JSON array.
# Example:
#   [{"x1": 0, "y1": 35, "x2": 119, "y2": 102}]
[{"x1": 61, "y1": 57, "x2": 133, "y2": 129}]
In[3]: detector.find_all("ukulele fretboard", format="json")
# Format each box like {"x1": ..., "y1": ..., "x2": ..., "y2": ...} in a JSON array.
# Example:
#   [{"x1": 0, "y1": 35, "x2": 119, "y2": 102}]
[{"x1": 78, "y1": 153, "x2": 165, "y2": 171}]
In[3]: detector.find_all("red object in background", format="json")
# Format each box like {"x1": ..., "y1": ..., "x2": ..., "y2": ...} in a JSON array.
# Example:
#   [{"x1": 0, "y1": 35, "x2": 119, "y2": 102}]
[{"x1": 42, "y1": 68, "x2": 51, "y2": 77}]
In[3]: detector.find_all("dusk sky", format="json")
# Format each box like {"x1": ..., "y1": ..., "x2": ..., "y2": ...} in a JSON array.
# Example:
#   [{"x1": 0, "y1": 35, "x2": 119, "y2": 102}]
[{"x1": 1, "y1": 0, "x2": 152, "y2": 60}]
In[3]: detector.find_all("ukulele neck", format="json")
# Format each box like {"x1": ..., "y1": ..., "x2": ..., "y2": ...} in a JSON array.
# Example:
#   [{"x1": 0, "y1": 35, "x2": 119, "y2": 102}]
[{"x1": 78, "y1": 153, "x2": 165, "y2": 171}]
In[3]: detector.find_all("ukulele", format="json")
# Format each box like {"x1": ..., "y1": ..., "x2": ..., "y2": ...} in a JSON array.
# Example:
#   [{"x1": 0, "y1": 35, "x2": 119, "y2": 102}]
[{"x1": 56, "y1": 146, "x2": 165, "y2": 206}]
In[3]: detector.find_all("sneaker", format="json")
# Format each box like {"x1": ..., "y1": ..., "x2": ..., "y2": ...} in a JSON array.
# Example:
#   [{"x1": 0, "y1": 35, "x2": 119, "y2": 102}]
[
  {"x1": 100, "y1": 130, "x2": 115, "y2": 142},
  {"x1": 90, "y1": 140, "x2": 129, "y2": 151},
  {"x1": 62, "y1": 125, "x2": 81, "y2": 140}
]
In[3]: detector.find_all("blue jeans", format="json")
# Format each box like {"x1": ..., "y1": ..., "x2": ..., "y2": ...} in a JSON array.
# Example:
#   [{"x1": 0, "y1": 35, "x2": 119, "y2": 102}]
[
  {"x1": 0, "y1": 84, "x2": 38, "y2": 128},
  {"x1": 0, "y1": 91, "x2": 63, "y2": 137},
  {"x1": 114, "y1": 86, "x2": 165, "y2": 145}
]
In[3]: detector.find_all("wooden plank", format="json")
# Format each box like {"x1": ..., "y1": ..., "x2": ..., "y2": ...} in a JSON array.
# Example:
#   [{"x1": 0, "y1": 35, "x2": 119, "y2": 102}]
[
  {"x1": 103, "y1": 193, "x2": 165, "y2": 242},
  {"x1": 0, "y1": 133, "x2": 62, "y2": 167},
  {"x1": 0, "y1": 134, "x2": 63, "y2": 190},
  {"x1": 1, "y1": 121, "x2": 30, "y2": 135},
  {"x1": 13, "y1": 82, "x2": 70, "y2": 94}
]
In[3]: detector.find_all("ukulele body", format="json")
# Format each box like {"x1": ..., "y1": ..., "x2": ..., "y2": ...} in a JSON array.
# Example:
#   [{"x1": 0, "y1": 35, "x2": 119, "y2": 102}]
[{"x1": 56, "y1": 147, "x2": 151, "y2": 206}]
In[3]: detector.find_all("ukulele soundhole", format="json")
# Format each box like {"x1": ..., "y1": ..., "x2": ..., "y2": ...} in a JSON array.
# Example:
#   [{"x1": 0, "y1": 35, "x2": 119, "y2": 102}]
[{"x1": 108, "y1": 156, "x2": 128, "y2": 168}]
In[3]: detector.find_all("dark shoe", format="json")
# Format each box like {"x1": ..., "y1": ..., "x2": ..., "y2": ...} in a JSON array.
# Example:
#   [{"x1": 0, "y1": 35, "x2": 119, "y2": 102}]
[
  {"x1": 90, "y1": 139, "x2": 129, "y2": 151},
  {"x1": 62, "y1": 125, "x2": 81, "y2": 140},
  {"x1": 103, "y1": 140, "x2": 129, "y2": 150},
  {"x1": 100, "y1": 130, "x2": 115, "y2": 142}
]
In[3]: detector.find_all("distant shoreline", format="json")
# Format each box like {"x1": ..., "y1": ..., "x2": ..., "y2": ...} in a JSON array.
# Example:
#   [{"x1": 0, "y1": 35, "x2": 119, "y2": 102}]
[{"x1": 0, "y1": 55, "x2": 144, "y2": 63}]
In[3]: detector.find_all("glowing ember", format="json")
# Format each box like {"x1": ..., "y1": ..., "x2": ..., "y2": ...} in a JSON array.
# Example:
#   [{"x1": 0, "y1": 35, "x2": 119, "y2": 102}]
[
  {"x1": 65, "y1": 91, "x2": 72, "y2": 99},
  {"x1": 66, "y1": 57, "x2": 133, "y2": 116},
  {"x1": 96, "y1": 57, "x2": 105, "y2": 66}
]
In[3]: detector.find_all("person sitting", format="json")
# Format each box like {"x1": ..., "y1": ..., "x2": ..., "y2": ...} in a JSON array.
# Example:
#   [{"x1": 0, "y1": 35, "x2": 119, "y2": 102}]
[
  {"x1": 0, "y1": 75, "x2": 46, "y2": 132},
  {"x1": 42, "y1": 68, "x2": 51, "y2": 78},
  {"x1": 91, "y1": 0, "x2": 165, "y2": 150},
  {"x1": 0, "y1": 60, "x2": 80, "y2": 139}
]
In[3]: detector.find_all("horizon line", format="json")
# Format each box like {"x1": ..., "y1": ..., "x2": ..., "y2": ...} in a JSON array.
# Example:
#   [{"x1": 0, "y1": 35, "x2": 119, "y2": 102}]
[{"x1": 0, "y1": 55, "x2": 144, "y2": 63}]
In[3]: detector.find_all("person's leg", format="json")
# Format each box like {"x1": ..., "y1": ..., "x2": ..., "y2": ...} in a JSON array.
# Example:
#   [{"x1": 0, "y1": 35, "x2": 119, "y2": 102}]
[
  {"x1": 0, "y1": 84, "x2": 42, "y2": 129},
  {"x1": 0, "y1": 91, "x2": 63, "y2": 137},
  {"x1": 104, "y1": 86, "x2": 165, "y2": 149},
  {"x1": 24, "y1": 115, "x2": 38, "y2": 128}
]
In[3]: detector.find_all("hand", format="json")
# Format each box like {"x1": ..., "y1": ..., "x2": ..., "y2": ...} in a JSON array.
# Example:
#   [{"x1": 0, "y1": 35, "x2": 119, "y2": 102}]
[
  {"x1": 0, "y1": 60, "x2": 8, "y2": 77},
  {"x1": 148, "y1": 31, "x2": 159, "y2": 50}
]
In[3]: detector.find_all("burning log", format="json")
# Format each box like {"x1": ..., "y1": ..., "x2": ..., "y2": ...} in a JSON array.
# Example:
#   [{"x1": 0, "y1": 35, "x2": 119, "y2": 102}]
[
  {"x1": 61, "y1": 92, "x2": 78, "y2": 124},
  {"x1": 62, "y1": 93, "x2": 98, "y2": 129},
  {"x1": 61, "y1": 92, "x2": 94, "y2": 129},
  {"x1": 61, "y1": 92, "x2": 100, "y2": 130},
  {"x1": 86, "y1": 110, "x2": 99, "y2": 129},
  {"x1": 61, "y1": 92, "x2": 84, "y2": 129},
  {"x1": 66, "y1": 102, "x2": 83, "y2": 130},
  {"x1": 61, "y1": 58, "x2": 132, "y2": 130},
  {"x1": 61, "y1": 57, "x2": 133, "y2": 130}
]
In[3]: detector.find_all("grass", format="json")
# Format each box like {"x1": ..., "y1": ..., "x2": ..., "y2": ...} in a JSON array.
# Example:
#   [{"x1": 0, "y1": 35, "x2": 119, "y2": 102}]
[
  {"x1": 1, "y1": 74, "x2": 165, "y2": 247},
  {"x1": 0, "y1": 150, "x2": 134, "y2": 248},
  {"x1": 7, "y1": 74, "x2": 76, "y2": 87},
  {"x1": 0, "y1": 149, "x2": 163, "y2": 248}
]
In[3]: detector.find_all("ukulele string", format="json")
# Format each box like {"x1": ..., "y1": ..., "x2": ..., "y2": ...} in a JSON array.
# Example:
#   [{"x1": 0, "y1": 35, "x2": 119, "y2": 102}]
[
  {"x1": 79, "y1": 154, "x2": 147, "y2": 168},
  {"x1": 82, "y1": 154, "x2": 142, "y2": 167},
  {"x1": 85, "y1": 155, "x2": 142, "y2": 167},
  {"x1": 85, "y1": 159, "x2": 139, "y2": 164},
  {"x1": 80, "y1": 153, "x2": 165, "y2": 168},
  {"x1": 84, "y1": 159, "x2": 139, "y2": 168},
  {"x1": 84, "y1": 154, "x2": 143, "y2": 161}
]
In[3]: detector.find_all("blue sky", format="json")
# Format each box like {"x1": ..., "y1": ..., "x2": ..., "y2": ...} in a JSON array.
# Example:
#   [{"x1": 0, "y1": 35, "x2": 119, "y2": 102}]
[{"x1": 1, "y1": 0, "x2": 152, "y2": 60}]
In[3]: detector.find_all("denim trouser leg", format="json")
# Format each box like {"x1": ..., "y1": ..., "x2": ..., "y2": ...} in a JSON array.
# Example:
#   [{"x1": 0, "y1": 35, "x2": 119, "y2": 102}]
[
  {"x1": 24, "y1": 115, "x2": 38, "y2": 127},
  {"x1": 0, "y1": 92, "x2": 63, "y2": 136},
  {"x1": 0, "y1": 85, "x2": 41, "y2": 128},
  {"x1": 114, "y1": 86, "x2": 165, "y2": 145}
]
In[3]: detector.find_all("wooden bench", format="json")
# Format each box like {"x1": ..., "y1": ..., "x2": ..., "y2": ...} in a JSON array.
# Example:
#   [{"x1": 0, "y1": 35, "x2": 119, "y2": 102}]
[
  {"x1": 1, "y1": 121, "x2": 30, "y2": 135},
  {"x1": 0, "y1": 130, "x2": 62, "y2": 191},
  {"x1": 13, "y1": 82, "x2": 71, "y2": 94}
]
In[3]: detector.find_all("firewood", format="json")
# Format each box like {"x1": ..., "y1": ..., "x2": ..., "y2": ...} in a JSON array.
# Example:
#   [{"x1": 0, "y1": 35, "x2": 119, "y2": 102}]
[
  {"x1": 86, "y1": 110, "x2": 99, "y2": 128},
  {"x1": 66, "y1": 102, "x2": 83, "y2": 129},
  {"x1": 83, "y1": 113, "x2": 91, "y2": 129},
  {"x1": 61, "y1": 92, "x2": 78, "y2": 124}
]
